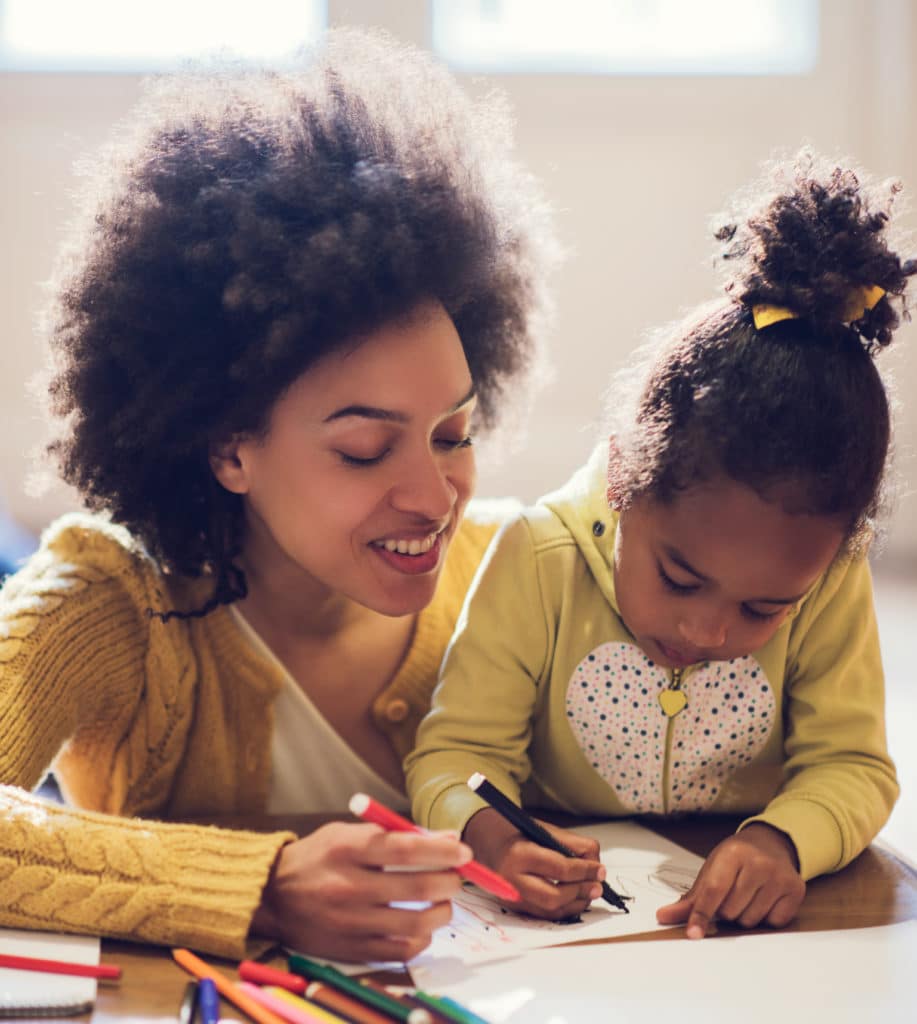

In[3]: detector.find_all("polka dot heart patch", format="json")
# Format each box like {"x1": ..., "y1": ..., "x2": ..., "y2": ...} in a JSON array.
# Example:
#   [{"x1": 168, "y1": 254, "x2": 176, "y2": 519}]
[{"x1": 565, "y1": 642, "x2": 775, "y2": 813}]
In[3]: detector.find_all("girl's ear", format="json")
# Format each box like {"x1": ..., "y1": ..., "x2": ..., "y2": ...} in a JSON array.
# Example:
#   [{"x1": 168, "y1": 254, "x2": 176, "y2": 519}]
[
  {"x1": 209, "y1": 439, "x2": 250, "y2": 495},
  {"x1": 606, "y1": 434, "x2": 623, "y2": 510}
]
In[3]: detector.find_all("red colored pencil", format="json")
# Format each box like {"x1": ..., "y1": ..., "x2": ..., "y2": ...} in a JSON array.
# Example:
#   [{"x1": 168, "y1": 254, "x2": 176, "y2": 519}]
[
  {"x1": 0, "y1": 952, "x2": 121, "y2": 980},
  {"x1": 348, "y1": 793, "x2": 519, "y2": 903}
]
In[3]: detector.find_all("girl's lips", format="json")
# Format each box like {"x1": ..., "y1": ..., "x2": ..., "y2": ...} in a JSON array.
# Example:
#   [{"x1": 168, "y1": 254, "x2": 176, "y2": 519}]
[
  {"x1": 370, "y1": 530, "x2": 446, "y2": 576},
  {"x1": 656, "y1": 639, "x2": 700, "y2": 669}
]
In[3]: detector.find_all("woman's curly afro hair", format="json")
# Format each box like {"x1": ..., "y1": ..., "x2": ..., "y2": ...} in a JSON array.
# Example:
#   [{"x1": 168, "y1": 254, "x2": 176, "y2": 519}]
[
  {"x1": 44, "y1": 29, "x2": 557, "y2": 610},
  {"x1": 608, "y1": 149, "x2": 915, "y2": 551}
]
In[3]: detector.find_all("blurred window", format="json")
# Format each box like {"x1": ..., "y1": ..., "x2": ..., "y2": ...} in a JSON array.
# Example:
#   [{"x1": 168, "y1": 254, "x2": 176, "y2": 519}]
[
  {"x1": 0, "y1": 0, "x2": 325, "y2": 71},
  {"x1": 432, "y1": 0, "x2": 817, "y2": 74}
]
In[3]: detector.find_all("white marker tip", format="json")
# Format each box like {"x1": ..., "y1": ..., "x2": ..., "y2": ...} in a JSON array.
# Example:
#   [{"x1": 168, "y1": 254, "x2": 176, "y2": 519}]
[
  {"x1": 467, "y1": 772, "x2": 485, "y2": 790},
  {"x1": 348, "y1": 793, "x2": 370, "y2": 816}
]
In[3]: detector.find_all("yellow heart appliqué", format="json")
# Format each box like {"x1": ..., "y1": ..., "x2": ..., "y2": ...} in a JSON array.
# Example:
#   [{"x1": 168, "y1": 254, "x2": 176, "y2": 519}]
[{"x1": 658, "y1": 689, "x2": 687, "y2": 717}]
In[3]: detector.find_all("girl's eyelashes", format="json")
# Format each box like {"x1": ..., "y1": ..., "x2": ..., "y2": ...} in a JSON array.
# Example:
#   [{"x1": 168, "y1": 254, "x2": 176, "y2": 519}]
[
  {"x1": 741, "y1": 604, "x2": 782, "y2": 622},
  {"x1": 657, "y1": 561, "x2": 787, "y2": 621},
  {"x1": 656, "y1": 564, "x2": 699, "y2": 595}
]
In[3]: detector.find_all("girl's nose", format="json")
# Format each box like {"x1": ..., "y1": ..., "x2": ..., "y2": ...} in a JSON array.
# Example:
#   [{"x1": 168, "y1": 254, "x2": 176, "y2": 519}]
[{"x1": 678, "y1": 612, "x2": 728, "y2": 651}]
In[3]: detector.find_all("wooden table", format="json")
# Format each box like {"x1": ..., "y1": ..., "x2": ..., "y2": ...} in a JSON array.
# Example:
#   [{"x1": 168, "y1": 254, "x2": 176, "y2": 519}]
[{"x1": 25, "y1": 815, "x2": 917, "y2": 1022}]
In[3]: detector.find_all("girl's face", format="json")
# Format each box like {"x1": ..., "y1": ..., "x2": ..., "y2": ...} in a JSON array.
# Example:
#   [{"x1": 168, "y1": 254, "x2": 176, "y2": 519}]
[
  {"x1": 211, "y1": 300, "x2": 477, "y2": 617},
  {"x1": 612, "y1": 476, "x2": 846, "y2": 669}
]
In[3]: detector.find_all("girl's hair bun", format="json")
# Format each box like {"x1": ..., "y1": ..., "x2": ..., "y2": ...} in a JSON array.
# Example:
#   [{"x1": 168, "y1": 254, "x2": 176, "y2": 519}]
[{"x1": 714, "y1": 148, "x2": 915, "y2": 349}]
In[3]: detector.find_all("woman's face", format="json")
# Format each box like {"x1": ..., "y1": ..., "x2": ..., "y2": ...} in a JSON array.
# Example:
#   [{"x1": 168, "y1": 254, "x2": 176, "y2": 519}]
[
  {"x1": 212, "y1": 300, "x2": 477, "y2": 617},
  {"x1": 612, "y1": 475, "x2": 846, "y2": 669}
]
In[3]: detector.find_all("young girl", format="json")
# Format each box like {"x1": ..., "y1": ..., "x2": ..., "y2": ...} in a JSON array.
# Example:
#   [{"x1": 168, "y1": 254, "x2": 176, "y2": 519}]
[
  {"x1": 0, "y1": 30, "x2": 556, "y2": 962},
  {"x1": 407, "y1": 152, "x2": 909, "y2": 939}
]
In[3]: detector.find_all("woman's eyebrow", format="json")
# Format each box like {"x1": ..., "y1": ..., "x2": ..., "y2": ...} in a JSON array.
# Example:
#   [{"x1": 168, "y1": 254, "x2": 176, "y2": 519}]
[
  {"x1": 323, "y1": 384, "x2": 477, "y2": 424},
  {"x1": 664, "y1": 547, "x2": 806, "y2": 604}
]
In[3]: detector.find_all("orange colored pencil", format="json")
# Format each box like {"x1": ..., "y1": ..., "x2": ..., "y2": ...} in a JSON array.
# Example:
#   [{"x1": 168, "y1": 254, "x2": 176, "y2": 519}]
[{"x1": 172, "y1": 948, "x2": 287, "y2": 1024}]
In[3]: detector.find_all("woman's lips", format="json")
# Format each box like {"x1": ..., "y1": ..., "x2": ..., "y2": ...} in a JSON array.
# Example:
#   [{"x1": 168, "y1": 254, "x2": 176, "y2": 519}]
[{"x1": 370, "y1": 530, "x2": 445, "y2": 576}]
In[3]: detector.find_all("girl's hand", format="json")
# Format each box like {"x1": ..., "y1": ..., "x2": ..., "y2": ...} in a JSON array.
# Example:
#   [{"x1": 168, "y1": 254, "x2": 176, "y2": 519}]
[
  {"x1": 463, "y1": 808, "x2": 605, "y2": 920},
  {"x1": 656, "y1": 823, "x2": 805, "y2": 938},
  {"x1": 251, "y1": 821, "x2": 471, "y2": 963}
]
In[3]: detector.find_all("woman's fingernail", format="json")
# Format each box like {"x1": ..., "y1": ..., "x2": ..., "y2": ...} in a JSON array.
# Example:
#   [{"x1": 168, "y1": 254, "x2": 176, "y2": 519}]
[{"x1": 687, "y1": 924, "x2": 705, "y2": 940}]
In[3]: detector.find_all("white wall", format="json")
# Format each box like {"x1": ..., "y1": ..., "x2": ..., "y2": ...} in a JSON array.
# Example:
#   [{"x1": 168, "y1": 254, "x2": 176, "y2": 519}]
[{"x1": 2, "y1": 0, "x2": 915, "y2": 561}]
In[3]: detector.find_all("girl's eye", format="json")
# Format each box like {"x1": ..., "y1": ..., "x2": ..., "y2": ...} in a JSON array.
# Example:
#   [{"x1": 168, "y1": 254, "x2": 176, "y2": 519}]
[
  {"x1": 657, "y1": 565, "x2": 699, "y2": 595},
  {"x1": 337, "y1": 449, "x2": 390, "y2": 467},
  {"x1": 741, "y1": 604, "x2": 782, "y2": 622}
]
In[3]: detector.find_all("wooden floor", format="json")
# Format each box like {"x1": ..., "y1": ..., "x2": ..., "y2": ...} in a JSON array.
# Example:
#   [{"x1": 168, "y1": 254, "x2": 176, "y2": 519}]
[{"x1": 874, "y1": 567, "x2": 917, "y2": 866}]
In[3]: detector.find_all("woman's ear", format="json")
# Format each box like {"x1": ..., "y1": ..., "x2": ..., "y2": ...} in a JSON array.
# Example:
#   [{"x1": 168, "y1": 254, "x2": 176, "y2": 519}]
[
  {"x1": 606, "y1": 434, "x2": 623, "y2": 511},
  {"x1": 209, "y1": 439, "x2": 250, "y2": 495}
]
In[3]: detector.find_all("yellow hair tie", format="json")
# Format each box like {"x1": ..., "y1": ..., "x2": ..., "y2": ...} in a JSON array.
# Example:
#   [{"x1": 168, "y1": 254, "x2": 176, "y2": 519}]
[{"x1": 752, "y1": 284, "x2": 886, "y2": 331}]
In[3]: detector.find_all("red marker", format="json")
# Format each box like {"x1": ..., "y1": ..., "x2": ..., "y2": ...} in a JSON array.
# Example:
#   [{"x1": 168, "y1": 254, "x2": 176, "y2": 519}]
[{"x1": 348, "y1": 793, "x2": 519, "y2": 903}]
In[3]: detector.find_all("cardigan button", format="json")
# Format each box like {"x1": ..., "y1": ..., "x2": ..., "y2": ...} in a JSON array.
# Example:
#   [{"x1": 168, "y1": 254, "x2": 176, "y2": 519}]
[
  {"x1": 384, "y1": 699, "x2": 410, "y2": 723},
  {"x1": 592, "y1": 520, "x2": 605, "y2": 537}
]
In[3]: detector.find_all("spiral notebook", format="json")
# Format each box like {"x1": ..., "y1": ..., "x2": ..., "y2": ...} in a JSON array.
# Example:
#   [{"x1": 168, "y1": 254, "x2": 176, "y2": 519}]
[{"x1": 0, "y1": 929, "x2": 99, "y2": 1018}]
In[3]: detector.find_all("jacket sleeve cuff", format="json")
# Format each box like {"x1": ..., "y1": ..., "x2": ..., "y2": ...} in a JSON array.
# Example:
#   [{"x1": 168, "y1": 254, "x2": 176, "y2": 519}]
[
  {"x1": 739, "y1": 799, "x2": 842, "y2": 881},
  {"x1": 426, "y1": 784, "x2": 490, "y2": 836}
]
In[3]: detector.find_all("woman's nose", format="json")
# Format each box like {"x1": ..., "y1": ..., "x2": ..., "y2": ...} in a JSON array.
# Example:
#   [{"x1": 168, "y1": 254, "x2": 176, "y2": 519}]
[{"x1": 389, "y1": 451, "x2": 457, "y2": 519}]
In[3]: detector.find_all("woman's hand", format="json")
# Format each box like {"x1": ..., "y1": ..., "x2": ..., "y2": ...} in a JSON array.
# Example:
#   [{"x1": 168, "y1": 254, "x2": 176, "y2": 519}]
[
  {"x1": 463, "y1": 808, "x2": 605, "y2": 920},
  {"x1": 656, "y1": 822, "x2": 805, "y2": 938},
  {"x1": 251, "y1": 821, "x2": 471, "y2": 963}
]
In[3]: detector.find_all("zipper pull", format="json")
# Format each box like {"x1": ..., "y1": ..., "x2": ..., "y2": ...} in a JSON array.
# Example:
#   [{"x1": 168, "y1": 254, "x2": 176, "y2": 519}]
[{"x1": 658, "y1": 667, "x2": 687, "y2": 717}]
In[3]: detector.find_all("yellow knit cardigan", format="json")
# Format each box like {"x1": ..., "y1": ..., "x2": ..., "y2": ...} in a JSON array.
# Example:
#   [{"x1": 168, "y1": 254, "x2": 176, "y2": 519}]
[{"x1": 0, "y1": 507, "x2": 504, "y2": 958}]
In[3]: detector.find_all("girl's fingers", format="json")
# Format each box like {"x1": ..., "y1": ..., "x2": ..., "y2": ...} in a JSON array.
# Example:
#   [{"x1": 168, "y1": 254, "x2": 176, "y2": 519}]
[
  {"x1": 511, "y1": 873, "x2": 600, "y2": 919},
  {"x1": 655, "y1": 893, "x2": 693, "y2": 924},
  {"x1": 522, "y1": 844, "x2": 604, "y2": 885},
  {"x1": 765, "y1": 890, "x2": 805, "y2": 929}
]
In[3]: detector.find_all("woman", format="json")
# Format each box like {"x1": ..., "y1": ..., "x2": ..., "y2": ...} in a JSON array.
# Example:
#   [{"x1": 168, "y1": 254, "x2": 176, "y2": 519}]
[{"x1": 0, "y1": 29, "x2": 556, "y2": 962}]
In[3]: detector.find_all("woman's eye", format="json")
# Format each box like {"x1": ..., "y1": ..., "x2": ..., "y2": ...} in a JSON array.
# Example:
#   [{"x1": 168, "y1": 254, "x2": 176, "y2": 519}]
[
  {"x1": 337, "y1": 449, "x2": 390, "y2": 467},
  {"x1": 436, "y1": 435, "x2": 474, "y2": 451},
  {"x1": 657, "y1": 565, "x2": 699, "y2": 595}
]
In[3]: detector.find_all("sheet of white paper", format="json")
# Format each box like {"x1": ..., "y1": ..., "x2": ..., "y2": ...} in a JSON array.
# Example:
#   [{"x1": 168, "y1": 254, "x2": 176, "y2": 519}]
[
  {"x1": 411, "y1": 820, "x2": 703, "y2": 984},
  {"x1": 0, "y1": 928, "x2": 99, "y2": 1015},
  {"x1": 413, "y1": 920, "x2": 917, "y2": 1024}
]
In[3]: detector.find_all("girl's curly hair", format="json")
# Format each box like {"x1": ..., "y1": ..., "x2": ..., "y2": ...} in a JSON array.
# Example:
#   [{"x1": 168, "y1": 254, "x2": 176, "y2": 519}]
[
  {"x1": 43, "y1": 29, "x2": 557, "y2": 612},
  {"x1": 608, "y1": 149, "x2": 915, "y2": 550}
]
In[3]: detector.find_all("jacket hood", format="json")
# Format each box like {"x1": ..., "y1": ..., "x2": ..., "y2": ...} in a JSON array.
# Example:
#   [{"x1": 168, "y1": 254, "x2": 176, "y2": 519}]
[{"x1": 538, "y1": 442, "x2": 621, "y2": 614}]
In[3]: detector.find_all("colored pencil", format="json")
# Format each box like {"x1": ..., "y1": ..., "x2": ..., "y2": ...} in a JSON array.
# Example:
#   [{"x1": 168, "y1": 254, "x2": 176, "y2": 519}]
[
  {"x1": 411, "y1": 990, "x2": 491, "y2": 1024},
  {"x1": 0, "y1": 951, "x2": 121, "y2": 980},
  {"x1": 300, "y1": 980, "x2": 398, "y2": 1024},
  {"x1": 288, "y1": 953, "x2": 432, "y2": 1024},
  {"x1": 172, "y1": 948, "x2": 287, "y2": 1024},
  {"x1": 467, "y1": 771, "x2": 631, "y2": 912},
  {"x1": 348, "y1": 793, "x2": 519, "y2": 903},
  {"x1": 238, "y1": 982, "x2": 347, "y2": 1024},
  {"x1": 239, "y1": 960, "x2": 307, "y2": 994}
]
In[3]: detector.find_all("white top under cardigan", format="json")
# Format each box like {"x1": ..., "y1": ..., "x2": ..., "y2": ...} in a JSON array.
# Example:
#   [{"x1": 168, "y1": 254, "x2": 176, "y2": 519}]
[{"x1": 229, "y1": 606, "x2": 410, "y2": 814}]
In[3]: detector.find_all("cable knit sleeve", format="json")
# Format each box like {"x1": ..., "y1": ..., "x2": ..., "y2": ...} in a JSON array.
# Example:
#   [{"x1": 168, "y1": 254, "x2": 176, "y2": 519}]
[{"x1": 0, "y1": 515, "x2": 293, "y2": 957}]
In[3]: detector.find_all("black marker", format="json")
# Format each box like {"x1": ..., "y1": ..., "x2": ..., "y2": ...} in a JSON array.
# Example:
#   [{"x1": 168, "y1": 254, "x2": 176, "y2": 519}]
[{"x1": 467, "y1": 771, "x2": 631, "y2": 913}]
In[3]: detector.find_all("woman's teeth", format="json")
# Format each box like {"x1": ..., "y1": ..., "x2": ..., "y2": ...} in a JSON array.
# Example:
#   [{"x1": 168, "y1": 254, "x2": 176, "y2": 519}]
[{"x1": 374, "y1": 532, "x2": 438, "y2": 556}]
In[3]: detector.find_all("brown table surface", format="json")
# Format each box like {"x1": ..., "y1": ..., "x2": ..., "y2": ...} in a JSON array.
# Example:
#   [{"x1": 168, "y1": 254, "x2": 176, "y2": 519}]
[{"x1": 17, "y1": 815, "x2": 917, "y2": 1023}]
